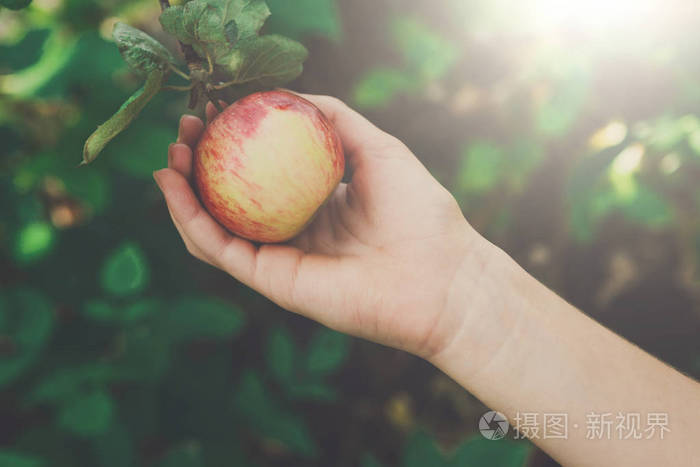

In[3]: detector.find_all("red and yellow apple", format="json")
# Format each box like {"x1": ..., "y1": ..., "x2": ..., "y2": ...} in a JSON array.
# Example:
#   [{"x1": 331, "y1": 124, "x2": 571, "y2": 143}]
[{"x1": 193, "y1": 90, "x2": 345, "y2": 243}]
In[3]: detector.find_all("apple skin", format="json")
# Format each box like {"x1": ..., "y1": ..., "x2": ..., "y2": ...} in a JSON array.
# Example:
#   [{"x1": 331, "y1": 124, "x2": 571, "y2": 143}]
[{"x1": 193, "y1": 90, "x2": 345, "y2": 243}]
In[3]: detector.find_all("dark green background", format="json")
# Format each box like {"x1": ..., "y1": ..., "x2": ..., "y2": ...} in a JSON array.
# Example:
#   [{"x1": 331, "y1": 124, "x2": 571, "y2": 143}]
[{"x1": 1, "y1": 0, "x2": 699, "y2": 466}]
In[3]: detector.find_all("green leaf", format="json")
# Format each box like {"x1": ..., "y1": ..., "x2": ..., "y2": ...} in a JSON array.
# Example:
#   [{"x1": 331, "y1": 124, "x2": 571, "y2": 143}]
[
  {"x1": 83, "y1": 300, "x2": 116, "y2": 322},
  {"x1": 0, "y1": 28, "x2": 50, "y2": 72},
  {"x1": 160, "y1": 5, "x2": 192, "y2": 44},
  {"x1": 13, "y1": 221, "x2": 55, "y2": 265},
  {"x1": 536, "y1": 71, "x2": 590, "y2": 138},
  {"x1": 305, "y1": 328, "x2": 349, "y2": 374},
  {"x1": 266, "y1": 0, "x2": 340, "y2": 40},
  {"x1": 0, "y1": 29, "x2": 77, "y2": 98},
  {"x1": 507, "y1": 139, "x2": 545, "y2": 188},
  {"x1": 458, "y1": 141, "x2": 505, "y2": 193},
  {"x1": 234, "y1": 371, "x2": 318, "y2": 458},
  {"x1": 160, "y1": 297, "x2": 245, "y2": 342},
  {"x1": 353, "y1": 69, "x2": 415, "y2": 109},
  {"x1": 0, "y1": 451, "x2": 44, "y2": 467},
  {"x1": 402, "y1": 431, "x2": 444, "y2": 467},
  {"x1": 122, "y1": 298, "x2": 161, "y2": 321},
  {"x1": 58, "y1": 390, "x2": 114, "y2": 437},
  {"x1": 235, "y1": 0, "x2": 271, "y2": 39},
  {"x1": 220, "y1": 34, "x2": 308, "y2": 88},
  {"x1": 0, "y1": 0, "x2": 32, "y2": 10},
  {"x1": 642, "y1": 115, "x2": 697, "y2": 151},
  {"x1": 224, "y1": 20, "x2": 239, "y2": 44},
  {"x1": 259, "y1": 411, "x2": 318, "y2": 458},
  {"x1": 287, "y1": 380, "x2": 336, "y2": 402},
  {"x1": 112, "y1": 22, "x2": 175, "y2": 76},
  {"x1": 0, "y1": 288, "x2": 54, "y2": 387},
  {"x1": 621, "y1": 185, "x2": 672, "y2": 227},
  {"x1": 26, "y1": 364, "x2": 121, "y2": 406},
  {"x1": 83, "y1": 298, "x2": 160, "y2": 323},
  {"x1": 159, "y1": 0, "x2": 307, "y2": 94},
  {"x1": 352, "y1": 17, "x2": 455, "y2": 109},
  {"x1": 100, "y1": 242, "x2": 150, "y2": 297},
  {"x1": 160, "y1": 0, "x2": 271, "y2": 63},
  {"x1": 391, "y1": 17, "x2": 457, "y2": 82},
  {"x1": 687, "y1": 129, "x2": 700, "y2": 155},
  {"x1": 450, "y1": 436, "x2": 531, "y2": 467},
  {"x1": 266, "y1": 325, "x2": 296, "y2": 384},
  {"x1": 157, "y1": 443, "x2": 203, "y2": 467},
  {"x1": 82, "y1": 68, "x2": 166, "y2": 165}
]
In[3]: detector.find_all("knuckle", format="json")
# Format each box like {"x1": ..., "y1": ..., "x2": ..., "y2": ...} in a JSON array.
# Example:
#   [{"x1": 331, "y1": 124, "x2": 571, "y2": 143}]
[
  {"x1": 180, "y1": 202, "x2": 202, "y2": 226},
  {"x1": 367, "y1": 132, "x2": 406, "y2": 155},
  {"x1": 327, "y1": 96, "x2": 346, "y2": 107},
  {"x1": 321, "y1": 95, "x2": 347, "y2": 110}
]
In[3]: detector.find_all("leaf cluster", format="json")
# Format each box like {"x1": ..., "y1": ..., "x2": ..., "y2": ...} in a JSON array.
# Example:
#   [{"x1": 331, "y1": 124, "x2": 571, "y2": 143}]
[
  {"x1": 81, "y1": 0, "x2": 308, "y2": 166},
  {"x1": 0, "y1": 0, "x2": 32, "y2": 10}
]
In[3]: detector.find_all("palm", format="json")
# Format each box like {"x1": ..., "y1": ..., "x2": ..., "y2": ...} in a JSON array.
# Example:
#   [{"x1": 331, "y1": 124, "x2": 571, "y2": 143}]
[{"x1": 155, "y1": 95, "x2": 473, "y2": 357}]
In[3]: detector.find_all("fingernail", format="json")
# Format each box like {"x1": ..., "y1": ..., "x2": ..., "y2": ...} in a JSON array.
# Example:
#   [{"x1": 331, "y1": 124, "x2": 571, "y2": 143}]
[{"x1": 176, "y1": 118, "x2": 184, "y2": 143}]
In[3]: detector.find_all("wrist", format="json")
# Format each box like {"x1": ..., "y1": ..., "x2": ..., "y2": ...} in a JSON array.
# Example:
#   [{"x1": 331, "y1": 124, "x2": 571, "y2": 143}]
[{"x1": 428, "y1": 235, "x2": 526, "y2": 378}]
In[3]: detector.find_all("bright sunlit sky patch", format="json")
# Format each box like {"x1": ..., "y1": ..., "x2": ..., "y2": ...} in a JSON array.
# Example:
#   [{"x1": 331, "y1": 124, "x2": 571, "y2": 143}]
[
  {"x1": 528, "y1": 0, "x2": 662, "y2": 33},
  {"x1": 456, "y1": 0, "x2": 698, "y2": 48}
]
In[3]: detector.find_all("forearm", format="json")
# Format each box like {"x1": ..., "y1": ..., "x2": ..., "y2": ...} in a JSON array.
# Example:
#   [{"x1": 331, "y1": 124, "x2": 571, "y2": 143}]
[{"x1": 433, "y1": 239, "x2": 700, "y2": 467}]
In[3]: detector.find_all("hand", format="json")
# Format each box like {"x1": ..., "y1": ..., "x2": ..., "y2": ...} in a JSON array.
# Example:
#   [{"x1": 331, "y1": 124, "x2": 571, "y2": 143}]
[{"x1": 154, "y1": 94, "x2": 488, "y2": 358}]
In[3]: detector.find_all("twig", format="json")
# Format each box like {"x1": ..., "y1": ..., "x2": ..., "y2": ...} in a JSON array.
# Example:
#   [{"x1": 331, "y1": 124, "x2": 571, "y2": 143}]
[
  {"x1": 163, "y1": 84, "x2": 195, "y2": 92},
  {"x1": 168, "y1": 63, "x2": 190, "y2": 81},
  {"x1": 212, "y1": 79, "x2": 239, "y2": 90},
  {"x1": 206, "y1": 51, "x2": 214, "y2": 74}
]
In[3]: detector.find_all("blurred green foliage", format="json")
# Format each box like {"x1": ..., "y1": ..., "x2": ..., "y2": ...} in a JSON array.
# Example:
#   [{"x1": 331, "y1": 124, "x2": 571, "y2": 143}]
[
  {"x1": 2, "y1": 0, "x2": 700, "y2": 466},
  {"x1": 354, "y1": 16, "x2": 457, "y2": 108},
  {"x1": 362, "y1": 431, "x2": 530, "y2": 467}
]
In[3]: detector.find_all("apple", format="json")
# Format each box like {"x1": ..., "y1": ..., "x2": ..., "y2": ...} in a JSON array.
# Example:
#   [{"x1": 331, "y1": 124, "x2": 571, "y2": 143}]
[{"x1": 193, "y1": 90, "x2": 345, "y2": 243}]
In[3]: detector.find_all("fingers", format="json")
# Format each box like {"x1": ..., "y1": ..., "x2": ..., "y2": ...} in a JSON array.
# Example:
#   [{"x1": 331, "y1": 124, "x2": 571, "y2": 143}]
[
  {"x1": 153, "y1": 168, "x2": 260, "y2": 284},
  {"x1": 164, "y1": 203, "x2": 216, "y2": 268},
  {"x1": 168, "y1": 143, "x2": 194, "y2": 179},
  {"x1": 165, "y1": 143, "x2": 207, "y2": 261},
  {"x1": 155, "y1": 166, "x2": 216, "y2": 266},
  {"x1": 206, "y1": 101, "x2": 227, "y2": 124},
  {"x1": 153, "y1": 164, "x2": 359, "y2": 330},
  {"x1": 177, "y1": 115, "x2": 204, "y2": 147},
  {"x1": 154, "y1": 168, "x2": 234, "y2": 260}
]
